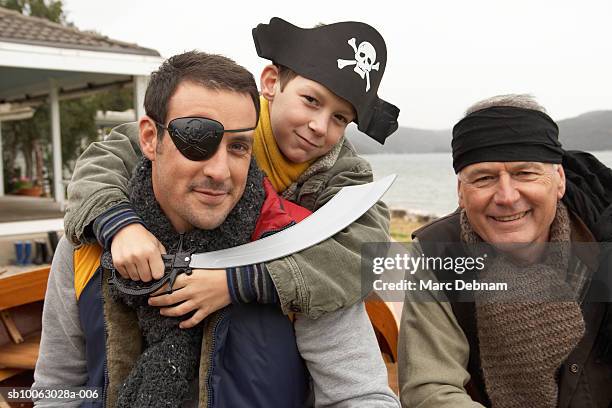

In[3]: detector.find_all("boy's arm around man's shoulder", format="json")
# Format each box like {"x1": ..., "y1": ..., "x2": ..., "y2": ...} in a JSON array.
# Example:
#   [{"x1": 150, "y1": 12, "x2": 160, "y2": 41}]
[
  {"x1": 33, "y1": 237, "x2": 88, "y2": 407},
  {"x1": 65, "y1": 122, "x2": 142, "y2": 245},
  {"x1": 267, "y1": 143, "x2": 390, "y2": 318}
]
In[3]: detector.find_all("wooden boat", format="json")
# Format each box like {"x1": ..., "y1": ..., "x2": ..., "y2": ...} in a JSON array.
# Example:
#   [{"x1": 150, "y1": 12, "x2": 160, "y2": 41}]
[
  {"x1": 0, "y1": 265, "x2": 48, "y2": 407},
  {"x1": 365, "y1": 293, "x2": 402, "y2": 393}
]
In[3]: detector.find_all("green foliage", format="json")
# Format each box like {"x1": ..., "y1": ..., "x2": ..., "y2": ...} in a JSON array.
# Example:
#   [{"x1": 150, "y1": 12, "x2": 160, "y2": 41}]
[
  {"x1": 0, "y1": 0, "x2": 67, "y2": 24},
  {"x1": 59, "y1": 87, "x2": 133, "y2": 172},
  {"x1": 59, "y1": 98, "x2": 97, "y2": 172},
  {"x1": 1, "y1": 107, "x2": 49, "y2": 187},
  {"x1": 12, "y1": 176, "x2": 34, "y2": 190},
  {"x1": 93, "y1": 87, "x2": 133, "y2": 112}
]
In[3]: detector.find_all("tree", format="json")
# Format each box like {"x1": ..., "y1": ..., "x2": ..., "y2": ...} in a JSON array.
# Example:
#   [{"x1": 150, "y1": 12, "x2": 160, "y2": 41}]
[
  {"x1": 60, "y1": 88, "x2": 133, "y2": 172},
  {"x1": 0, "y1": 0, "x2": 68, "y2": 24},
  {"x1": 1, "y1": 105, "x2": 49, "y2": 190}
]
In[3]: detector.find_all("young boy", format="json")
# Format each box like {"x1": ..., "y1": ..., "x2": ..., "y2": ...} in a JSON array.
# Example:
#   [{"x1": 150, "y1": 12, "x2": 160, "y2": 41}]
[{"x1": 65, "y1": 17, "x2": 399, "y2": 323}]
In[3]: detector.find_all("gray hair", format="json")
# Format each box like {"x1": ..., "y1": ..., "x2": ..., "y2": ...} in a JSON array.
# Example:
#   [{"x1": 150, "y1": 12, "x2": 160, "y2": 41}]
[{"x1": 464, "y1": 94, "x2": 547, "y2": 116}]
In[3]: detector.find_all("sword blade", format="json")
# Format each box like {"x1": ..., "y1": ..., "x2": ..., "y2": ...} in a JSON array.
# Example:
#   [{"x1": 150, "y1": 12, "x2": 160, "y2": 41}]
[{"x1": 189, "y1": 174, "x2": 396, "y2": 269}]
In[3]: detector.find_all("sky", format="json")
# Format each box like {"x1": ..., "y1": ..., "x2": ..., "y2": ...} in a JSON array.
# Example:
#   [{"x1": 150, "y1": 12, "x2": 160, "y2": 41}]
[{"x1": 62, "y1": 0, "x2": 612, "y2": 130}]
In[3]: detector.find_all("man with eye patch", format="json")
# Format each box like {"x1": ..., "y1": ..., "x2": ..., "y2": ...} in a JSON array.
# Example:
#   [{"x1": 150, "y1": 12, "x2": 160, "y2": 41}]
[
  {"x1": 47, "y1": 18, "x2": 402, "y2": 405},
  {"x1": 398, "y1": 94, "x2": 612, "y2": 407},
  {"x1": 61, "y1": 18, "x2": 399, "y2": 329},
  {"x1": 33, "y1": 51, "x2": 399, "y2": 407}
]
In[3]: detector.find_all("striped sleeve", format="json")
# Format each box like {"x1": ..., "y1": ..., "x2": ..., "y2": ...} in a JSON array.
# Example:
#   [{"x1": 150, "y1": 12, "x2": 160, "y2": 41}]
[
  {"x1": 92, "y1": 202, "x2": 145, "y2": 248},
  {"x1": 226, "y1": 263, "x2": 279, "y2": 305}
]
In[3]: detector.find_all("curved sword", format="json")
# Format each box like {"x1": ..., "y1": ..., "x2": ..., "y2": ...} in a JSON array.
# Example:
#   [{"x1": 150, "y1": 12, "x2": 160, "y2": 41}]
[{"x1": 189, "y1": 174, "x2": 396, "y2": 269}]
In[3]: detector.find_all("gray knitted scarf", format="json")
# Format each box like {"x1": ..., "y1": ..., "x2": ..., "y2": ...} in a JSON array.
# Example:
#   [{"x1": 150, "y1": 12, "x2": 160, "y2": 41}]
[
  {"x1": 461, "y1": 202, "x2": 585, "y2": 408},
  {"x1": 106, "y1": 157, "x2": 265, "y2": 407}
]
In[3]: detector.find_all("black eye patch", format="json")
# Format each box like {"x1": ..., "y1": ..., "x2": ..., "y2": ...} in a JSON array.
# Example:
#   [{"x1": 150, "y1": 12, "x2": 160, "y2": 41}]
[{"x1": 157, "y1": 117, "x2": 256, "y2": 161}]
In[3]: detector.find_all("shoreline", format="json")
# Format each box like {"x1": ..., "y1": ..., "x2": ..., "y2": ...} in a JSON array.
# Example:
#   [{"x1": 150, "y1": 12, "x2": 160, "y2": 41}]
[
  {"x1": 389, "y1": 208, "x2": 437, "y2": 241},
  {"x1": 389, "y1": 208, "x2": 438, "y2": 224}
]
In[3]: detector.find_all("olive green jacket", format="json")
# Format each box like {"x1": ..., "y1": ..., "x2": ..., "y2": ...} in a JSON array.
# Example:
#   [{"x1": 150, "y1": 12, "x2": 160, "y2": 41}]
[{"x1": 65, "y1": 122, "x2": 391, "y2": 318}]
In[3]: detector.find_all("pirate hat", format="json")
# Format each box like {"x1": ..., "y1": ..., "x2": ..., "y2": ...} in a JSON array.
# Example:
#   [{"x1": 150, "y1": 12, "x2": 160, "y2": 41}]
[{"x1": 253, "y1": 17, "x2": 399, "y2": 144}]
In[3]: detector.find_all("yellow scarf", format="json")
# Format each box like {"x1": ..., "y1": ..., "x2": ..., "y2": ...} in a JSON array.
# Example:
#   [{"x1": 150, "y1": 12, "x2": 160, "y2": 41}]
[{"x1": 253, "y1": 97, "x2": 313, "y2": 192}]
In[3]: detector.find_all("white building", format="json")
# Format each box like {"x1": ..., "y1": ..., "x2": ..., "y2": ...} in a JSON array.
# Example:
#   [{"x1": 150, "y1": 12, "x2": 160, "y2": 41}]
[{"x1": 0, "y1": 6, "x2": 163, "y2": 208}]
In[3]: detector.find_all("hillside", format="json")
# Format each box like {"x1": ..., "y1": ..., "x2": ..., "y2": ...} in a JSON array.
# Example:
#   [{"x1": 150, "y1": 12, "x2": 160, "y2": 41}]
[
  {"x1": 347, "y1": 110, "x2": 612, "y2": 154},
  {"x1": 557, "y1": 111, "x2": 612, "y2": 151}
]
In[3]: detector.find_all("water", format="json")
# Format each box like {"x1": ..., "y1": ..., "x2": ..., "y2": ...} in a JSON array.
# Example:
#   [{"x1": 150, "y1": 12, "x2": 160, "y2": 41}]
[{"x1": 364, "y1": 151, "x2": 612, "y2": 217}]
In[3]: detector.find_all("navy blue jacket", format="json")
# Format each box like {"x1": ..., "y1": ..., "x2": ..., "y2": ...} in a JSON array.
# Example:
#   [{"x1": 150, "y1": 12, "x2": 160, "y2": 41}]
[{"x1": 75, "y1": 186, "x2": 311, "y2": 407}]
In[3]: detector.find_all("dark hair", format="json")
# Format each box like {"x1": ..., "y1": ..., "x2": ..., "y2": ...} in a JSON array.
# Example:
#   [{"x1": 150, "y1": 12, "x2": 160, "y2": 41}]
[
  {"x1": 275, "y1": 64, "x2": 298, "y2": 92},
  {"x1": 144, "y1": 51, "x2": 260, "y2": 139}
]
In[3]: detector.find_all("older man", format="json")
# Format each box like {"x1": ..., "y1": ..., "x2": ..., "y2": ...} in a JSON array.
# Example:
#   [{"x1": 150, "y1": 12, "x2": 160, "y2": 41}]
[
  {"x1": 398, "y1": 95, "x2": 612, "y2": 408},
  {"x1": 33, "y1": 51, "x2": 398, "y2": 407}
]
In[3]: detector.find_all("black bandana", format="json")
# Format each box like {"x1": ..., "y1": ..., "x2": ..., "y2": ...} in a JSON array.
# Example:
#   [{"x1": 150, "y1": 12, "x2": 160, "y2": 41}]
[
  {"x1": 452, "y1": 106, "x2": 563, "y2": 173},
  {"x1": 252, "y1": 17, "x2": 399, "y2": 144}
]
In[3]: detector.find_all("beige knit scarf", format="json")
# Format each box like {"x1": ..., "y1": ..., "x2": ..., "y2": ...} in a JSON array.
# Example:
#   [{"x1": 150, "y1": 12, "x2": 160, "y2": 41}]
[{"x1": 461, "y1": 202, "x2": 585, "y2": 408}]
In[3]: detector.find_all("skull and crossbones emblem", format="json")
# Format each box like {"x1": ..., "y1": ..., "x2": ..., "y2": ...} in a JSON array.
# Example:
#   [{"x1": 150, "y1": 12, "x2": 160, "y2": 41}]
[{"x1": 337, "y1": 38, "x2": 380, "y2": 92}]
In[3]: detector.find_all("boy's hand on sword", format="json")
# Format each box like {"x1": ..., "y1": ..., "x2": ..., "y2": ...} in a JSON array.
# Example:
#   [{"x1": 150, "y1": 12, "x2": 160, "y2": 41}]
[{"x1": 110, "y1": 223, "x2": 167, "y2": 282}]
